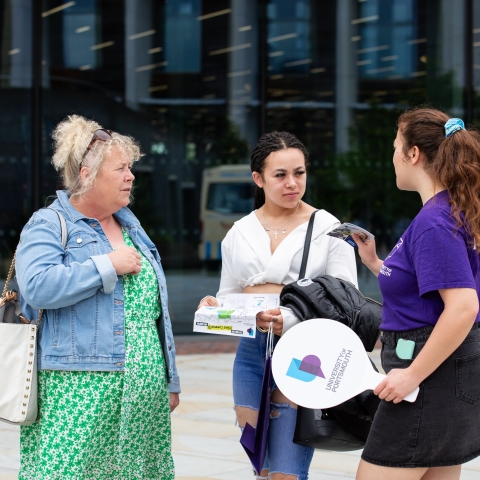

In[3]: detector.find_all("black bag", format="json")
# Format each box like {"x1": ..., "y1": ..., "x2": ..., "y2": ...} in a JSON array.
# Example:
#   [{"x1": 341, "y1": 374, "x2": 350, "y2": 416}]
[
  {"x1": 288, "y1": 212, "x2": 381, "y2": 451},
  {"x1": 293, "y1": 407, "x2": 365, "y2": 452},
  {"x1": 293, "y1": 360, "x2": 380, "y2": 450}
]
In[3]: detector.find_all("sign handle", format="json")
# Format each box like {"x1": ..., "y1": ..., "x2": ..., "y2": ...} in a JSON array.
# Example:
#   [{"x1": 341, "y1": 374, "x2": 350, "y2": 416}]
[
  {"x1": 403, "y1": 387, "x2": 419, "y2": 403},
  {"x1": 354, "y1": 366, "x2": 419, "y2": 403}
]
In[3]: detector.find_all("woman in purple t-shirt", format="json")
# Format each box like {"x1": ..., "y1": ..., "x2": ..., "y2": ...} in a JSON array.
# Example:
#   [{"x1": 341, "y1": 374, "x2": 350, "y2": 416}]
[{"x1": 354, "y1": 108, "x2": 480, "y2": 480}]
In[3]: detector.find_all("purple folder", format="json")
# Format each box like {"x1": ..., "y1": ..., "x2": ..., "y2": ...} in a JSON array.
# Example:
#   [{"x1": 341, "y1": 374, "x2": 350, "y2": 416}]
[{"x1": 240, "y1": 354, "x2": 272, "y2": 474}]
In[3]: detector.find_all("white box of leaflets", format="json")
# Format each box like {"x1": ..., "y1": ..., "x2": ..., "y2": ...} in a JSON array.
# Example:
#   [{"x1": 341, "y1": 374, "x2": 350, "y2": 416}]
[{"x1": 193, "y1": 294, "x2": 280, "y2": 338}]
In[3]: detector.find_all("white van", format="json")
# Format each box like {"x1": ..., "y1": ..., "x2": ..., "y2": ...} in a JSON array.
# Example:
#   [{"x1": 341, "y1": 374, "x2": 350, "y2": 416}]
[{"x1": 199, "y1": 164, "x2": 254, "y2": 262}]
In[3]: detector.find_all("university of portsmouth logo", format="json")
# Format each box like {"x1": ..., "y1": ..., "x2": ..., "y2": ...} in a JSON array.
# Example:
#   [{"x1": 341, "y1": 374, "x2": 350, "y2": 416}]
[
  {"x1": 386, "y1": 238, "x2": 403, "y2": 260},
  {"x1": 286, "y1": 355, "x2": 325, "y2": 382}
]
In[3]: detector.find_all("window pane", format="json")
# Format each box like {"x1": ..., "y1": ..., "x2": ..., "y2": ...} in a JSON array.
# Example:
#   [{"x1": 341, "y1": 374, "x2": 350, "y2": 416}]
[
  {"x1": 207, "y1": 183, "x2": 254, "y2": 213},
  {"x1": 0, "y1": 0, "x2": 32, "y2": 271},
  {"x1": 0, "y1": 0, "x2": 476, "y2": 323}
]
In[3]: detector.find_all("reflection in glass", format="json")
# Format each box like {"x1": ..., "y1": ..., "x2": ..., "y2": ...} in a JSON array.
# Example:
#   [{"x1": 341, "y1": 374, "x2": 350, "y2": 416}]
[
  {"x1": 165, "y1": 0, "x2": 201, "y2": 73},
  {"x1": 473, "y1": 0, "x2": 480, "y2": 126},
  {"x1": 267, "y1": 0, "x2": 311, "y2": 74},
  {"x1": 63, "y1": 0, "x2": 97, "y2": 69},
  {"x1": 207, "y1": 182, "x2": 254, "y2": 214},
  {"x1": 357, "y1": 0, "x2": 419, "y2": 81},
  {"x1": 1, "y1": 0, "x2": 479, "y2": 329}
]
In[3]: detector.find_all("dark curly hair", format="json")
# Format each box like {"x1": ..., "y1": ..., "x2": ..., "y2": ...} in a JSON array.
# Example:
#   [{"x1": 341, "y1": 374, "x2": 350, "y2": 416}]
[{"x1": 250, "y1": 131, "x2": 310, "y2": 208}]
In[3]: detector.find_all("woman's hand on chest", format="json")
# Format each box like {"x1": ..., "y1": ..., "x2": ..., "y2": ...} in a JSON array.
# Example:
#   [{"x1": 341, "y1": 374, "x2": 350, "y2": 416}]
[{"x1": 108, "y1": 246, "x2": 142, "y2": 275}]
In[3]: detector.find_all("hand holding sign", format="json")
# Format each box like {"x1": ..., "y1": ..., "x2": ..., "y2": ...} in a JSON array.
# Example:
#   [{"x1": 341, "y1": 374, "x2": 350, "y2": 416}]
[
  {"x1": 272, "y1": 319, "x2": 419, "y2": 409},
  {"x1": 373, "y1": 366, "x2": 421, "y2": 404}
]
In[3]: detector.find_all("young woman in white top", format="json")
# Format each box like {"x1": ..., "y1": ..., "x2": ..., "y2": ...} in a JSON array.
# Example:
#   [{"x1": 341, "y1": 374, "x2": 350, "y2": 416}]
[{"x1": 197, "y1": 131, "x2": 357, "y2": 480}]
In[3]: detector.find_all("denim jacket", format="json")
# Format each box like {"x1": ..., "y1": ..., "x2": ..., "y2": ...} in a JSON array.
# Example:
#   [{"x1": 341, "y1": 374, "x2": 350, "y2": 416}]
[{"x1": 15, "y1": 190, "x2": 180, "y2": 393}]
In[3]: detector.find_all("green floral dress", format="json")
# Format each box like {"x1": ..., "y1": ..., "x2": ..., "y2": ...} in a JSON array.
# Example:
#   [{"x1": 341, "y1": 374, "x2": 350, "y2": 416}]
[{"x1": 19, "y1": 230, "x2": 174, "y2": 480}]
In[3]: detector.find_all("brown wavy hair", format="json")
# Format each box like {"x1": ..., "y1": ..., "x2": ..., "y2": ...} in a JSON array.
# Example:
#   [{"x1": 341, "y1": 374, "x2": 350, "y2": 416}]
[{"x1": 397, "y1": 107, "x2": 480, "y2": 251}]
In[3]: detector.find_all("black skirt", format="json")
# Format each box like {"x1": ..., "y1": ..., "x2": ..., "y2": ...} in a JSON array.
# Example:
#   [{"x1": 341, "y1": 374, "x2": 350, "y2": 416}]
[{"x1": 362, "y1": 323, "x2": 480, "y2": 468}]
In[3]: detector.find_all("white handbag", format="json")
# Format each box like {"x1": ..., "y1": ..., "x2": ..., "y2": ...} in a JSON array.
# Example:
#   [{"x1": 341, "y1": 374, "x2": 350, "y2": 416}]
[{"x1": 0, "y1": 208, "x2": 66, "y2": 425}]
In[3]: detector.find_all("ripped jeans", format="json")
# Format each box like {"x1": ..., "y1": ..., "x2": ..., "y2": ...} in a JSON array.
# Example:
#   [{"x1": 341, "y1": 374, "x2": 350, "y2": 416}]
[{"x1": 233, "y1": 333, "x2": 314, "y2": 479}]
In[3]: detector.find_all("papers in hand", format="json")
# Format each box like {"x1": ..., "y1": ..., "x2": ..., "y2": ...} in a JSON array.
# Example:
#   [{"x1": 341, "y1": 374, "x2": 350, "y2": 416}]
[
  {"x1": 327, "y1": 223, "x2": 374, "y2": 248},
  {"x1": 193, "y1": 294, "x2": 280, "y2": 338}
]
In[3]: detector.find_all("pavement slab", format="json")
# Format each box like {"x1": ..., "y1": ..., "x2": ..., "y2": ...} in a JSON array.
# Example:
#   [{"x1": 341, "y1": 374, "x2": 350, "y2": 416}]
[{"x1": 2, "y1": 350, "x2": 480, "y2": 479}]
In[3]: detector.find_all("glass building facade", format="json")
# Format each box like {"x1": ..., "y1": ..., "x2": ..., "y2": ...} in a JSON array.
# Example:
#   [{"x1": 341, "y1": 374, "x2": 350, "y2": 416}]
[{"x1": 1, "y1": 0, "x2": 479, "y2": 333}]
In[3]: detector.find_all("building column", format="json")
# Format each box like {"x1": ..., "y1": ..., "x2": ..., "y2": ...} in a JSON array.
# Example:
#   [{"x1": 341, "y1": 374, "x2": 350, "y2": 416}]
[
  {"x1": 335, "y1": 0, "x2": 357, "y2": 153},
  {"x1": 9, "y1": 0, "x2": 32, "y2": 87},
  {"x1": 439, "y1": 0, "x2": 465, "y2": 115},
  {"x1": 125, "y1": 0, "x2": 153, "y2": 111},
  {"x1": 228, "y1": 0, "x2": 259, "y2": 147}
]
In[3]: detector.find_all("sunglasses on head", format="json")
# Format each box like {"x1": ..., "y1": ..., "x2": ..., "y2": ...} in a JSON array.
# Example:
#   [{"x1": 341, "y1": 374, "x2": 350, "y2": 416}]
[{"x1": 82, "y1": 129, "x2": 113, "y2": 159}]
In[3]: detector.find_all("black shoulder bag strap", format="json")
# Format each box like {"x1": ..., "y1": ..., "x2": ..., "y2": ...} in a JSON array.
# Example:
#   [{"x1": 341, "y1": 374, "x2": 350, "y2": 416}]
[
  {"x1": 294, "y1": 210, "x2": 370, "y2": 451},
  {"x1": 298, "y1": 210, "x2": 318, "y2": 280}
]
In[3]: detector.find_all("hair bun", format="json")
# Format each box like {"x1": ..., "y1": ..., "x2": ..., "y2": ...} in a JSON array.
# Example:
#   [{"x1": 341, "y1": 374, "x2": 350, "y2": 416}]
[{"x1": 51, "y1": 114, "x2": 102, "y2": 172}]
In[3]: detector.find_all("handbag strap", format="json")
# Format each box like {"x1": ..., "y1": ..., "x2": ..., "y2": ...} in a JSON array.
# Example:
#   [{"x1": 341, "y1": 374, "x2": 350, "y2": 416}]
[
  {"x1": 50, "y1": 208, "x2": 67, "y2": 249},
  {"x1": 2, "y1": 208, "x2": 67, "y2": 329},
  {"x1": 298, "y1": 210, "x2": 318, "y2": 280}
]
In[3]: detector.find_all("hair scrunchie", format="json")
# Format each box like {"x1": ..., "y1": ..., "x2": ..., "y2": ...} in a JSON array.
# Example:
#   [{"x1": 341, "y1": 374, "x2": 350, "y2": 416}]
[{"x1": 445, "y1": 118, "x2": 465, "y2": 138}]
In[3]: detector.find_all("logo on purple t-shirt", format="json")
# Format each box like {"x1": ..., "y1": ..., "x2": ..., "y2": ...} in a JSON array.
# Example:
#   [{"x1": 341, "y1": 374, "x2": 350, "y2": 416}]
[{"x1": 386, "y1": 237, "x2": 403, "y2": 259}]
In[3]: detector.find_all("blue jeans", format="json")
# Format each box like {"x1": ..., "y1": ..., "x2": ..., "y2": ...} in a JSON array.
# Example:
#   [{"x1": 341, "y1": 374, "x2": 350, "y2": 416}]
[{"x1": 233, "y1": 333, "x2": 314, "y2": 479}]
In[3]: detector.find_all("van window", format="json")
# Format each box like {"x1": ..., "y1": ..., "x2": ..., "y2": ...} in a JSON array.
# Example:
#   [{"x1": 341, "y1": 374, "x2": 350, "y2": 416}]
[{"x1": 206, "y1": 183, "x2": 254, "y2": 214}]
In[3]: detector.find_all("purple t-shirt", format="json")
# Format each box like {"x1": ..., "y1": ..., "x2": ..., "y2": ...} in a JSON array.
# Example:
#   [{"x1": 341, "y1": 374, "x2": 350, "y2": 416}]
[{"x1": 379, "y1": 190, "x2": 480, "y2": 331}]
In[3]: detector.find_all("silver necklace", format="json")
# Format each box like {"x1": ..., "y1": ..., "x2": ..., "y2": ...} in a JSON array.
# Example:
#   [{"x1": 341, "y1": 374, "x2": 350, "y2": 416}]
[{"x1": 262, "y1": 202, "x2": 300, "y2": 240}]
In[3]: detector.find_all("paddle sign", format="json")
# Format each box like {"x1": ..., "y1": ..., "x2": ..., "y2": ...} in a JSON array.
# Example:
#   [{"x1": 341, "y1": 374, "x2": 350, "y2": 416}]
[{"x1": 272, "y1": 319, "x2": 419, "y2": 409}]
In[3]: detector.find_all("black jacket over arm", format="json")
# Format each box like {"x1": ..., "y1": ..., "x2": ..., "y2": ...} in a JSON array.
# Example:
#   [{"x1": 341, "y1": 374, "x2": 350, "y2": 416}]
[
  {"x1": 280, "y1": 275, "x2": 383, "y2": 440},
  {"x1": 280, "y1": 275, "x2": 381, "y2": 352}
]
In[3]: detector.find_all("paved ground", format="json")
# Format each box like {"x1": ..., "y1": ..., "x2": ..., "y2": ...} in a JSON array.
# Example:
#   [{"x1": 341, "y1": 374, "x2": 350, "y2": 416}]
[
  {"x1": 175, "y1": 334, "x2": 239, "y2": 355},
  {"x1": 2, "y1": 264, "x2": 478, "y2": 478},
  {"x1": 2, "y1": 345, "x2": 480, "y2": 480}
]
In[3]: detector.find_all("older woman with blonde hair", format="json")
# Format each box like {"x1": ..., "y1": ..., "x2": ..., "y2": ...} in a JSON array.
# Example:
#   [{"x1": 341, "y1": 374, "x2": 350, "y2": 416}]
[{"x1": 15, "y1": 115, "x2": 179, "y2": 479}]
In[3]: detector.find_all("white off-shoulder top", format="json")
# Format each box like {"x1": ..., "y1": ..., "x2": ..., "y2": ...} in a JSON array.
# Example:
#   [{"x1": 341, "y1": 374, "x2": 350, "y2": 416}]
[{"x1": 216, "y1": 210, "x2": 358, "y2": 307}]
